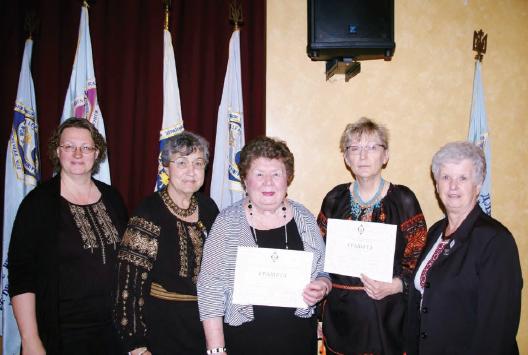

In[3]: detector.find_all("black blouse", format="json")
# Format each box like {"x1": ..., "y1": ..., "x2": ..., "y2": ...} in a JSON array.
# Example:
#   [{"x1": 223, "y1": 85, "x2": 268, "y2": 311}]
[{"x1": 114, "y1": 190, "x2": 219, "y2": 351}]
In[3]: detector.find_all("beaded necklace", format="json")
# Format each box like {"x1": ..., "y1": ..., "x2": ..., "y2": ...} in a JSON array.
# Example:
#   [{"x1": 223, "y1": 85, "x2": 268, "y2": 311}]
[
  {"x1": 248, "y1": 200, "x2": 289, "y2": 249},
  {"x1": 160, "y1": 188, "x2": 198, "y2": 217},
  {"x1": 350, "y1": 178, "x2": 385, "y2": 220}
]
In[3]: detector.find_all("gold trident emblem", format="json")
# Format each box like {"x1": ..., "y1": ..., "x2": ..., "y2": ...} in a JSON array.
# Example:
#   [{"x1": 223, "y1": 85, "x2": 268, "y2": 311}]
[{"x1": 473, "y1": 29, "x2": 487, "y2": 62}]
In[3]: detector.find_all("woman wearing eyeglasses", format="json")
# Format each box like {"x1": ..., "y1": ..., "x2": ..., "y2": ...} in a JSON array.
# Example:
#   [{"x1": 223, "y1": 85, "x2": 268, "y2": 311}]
[
  {"x1": 8, "y1": 117, "x2": 128, "y2": 354},
  {"x1": 317, "y1": 117, "x2": 428, "y2": 355},
  {"x1": 115, "y1": 131, "x2": 219, "y2": 355}
]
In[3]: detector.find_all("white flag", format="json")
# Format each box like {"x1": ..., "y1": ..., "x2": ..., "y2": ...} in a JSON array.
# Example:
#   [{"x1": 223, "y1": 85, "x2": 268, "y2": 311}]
[
  {"x1": 468, "y1": 60, "x2": 491, "y2": 215},
  {"x1": 62, "y1": 4, "x2": 110, "y2": 184},
  {"x1": 210, "y1": 30, "x2": 245, "y2": 210},
  {"x1": 155, "y1": 29, "x2": 184, "y2": 191},
  {"x1": 1, "y1": 38, "x2": 40, "y2": 354}
]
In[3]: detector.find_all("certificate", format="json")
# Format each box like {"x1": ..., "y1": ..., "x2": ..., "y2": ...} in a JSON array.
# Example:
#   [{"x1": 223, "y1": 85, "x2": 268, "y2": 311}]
[
  {"x1": 232, "y1": 247, "x2": 313, "y2": 308},
  {"x1": 324, "y1": 219, "x2": 397, "y2": 282}
]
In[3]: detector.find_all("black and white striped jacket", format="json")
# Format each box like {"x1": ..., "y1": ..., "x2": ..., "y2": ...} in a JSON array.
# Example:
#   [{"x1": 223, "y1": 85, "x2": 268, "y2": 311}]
[{"x1": 197, "y1": 199, "x2": 328, "y2": 326}]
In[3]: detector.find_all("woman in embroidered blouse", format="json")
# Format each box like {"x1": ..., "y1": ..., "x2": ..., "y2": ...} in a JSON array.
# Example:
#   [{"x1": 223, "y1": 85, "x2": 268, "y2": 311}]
[
  {"x1": 317, "y1": 117, "x2": 427, "y2": 355},
  {"x1": 115, "y1": 131, "x2": 219, "y2": 355},
  {"x1": 8, "y1": 118, "x2": 128, "y2": 355},
  {"x1": 197, "y1": 136, "x2": 331, "y2": 355},
  {"x1": 405, "y1": 142, "x2": 522, "y2": 355}
]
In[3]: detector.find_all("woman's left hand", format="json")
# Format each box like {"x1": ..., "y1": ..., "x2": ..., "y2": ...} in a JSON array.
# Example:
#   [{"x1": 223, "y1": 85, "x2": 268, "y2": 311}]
[
  {"x1": 361, "y1": 274, "x2": 403, "y2": 300},
  {"x1": 303, "y1": 278, "x2": 331, "y2": 306}
]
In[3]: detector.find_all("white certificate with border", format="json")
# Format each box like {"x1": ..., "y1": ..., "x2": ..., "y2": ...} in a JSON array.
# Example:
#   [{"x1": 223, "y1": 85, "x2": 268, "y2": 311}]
[
  {"x1": 232, "y1": 247, "x2": 313, "y2": 308},
  {"x1": 324, "y1": 219, "x2": 397, "y2": 282}
]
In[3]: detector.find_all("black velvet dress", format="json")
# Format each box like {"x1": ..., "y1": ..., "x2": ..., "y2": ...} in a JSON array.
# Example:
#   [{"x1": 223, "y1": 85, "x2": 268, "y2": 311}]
[
  {"x1": 317, "y1": 183, "x2": 427, "y2": 355},
  {"x1": 223, "y1": 219, "x2": 318, "y2": 355}
]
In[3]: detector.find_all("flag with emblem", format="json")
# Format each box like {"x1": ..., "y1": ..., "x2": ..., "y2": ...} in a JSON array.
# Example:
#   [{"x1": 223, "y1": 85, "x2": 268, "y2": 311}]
[
  {"x1": 1, "y1": 37, "x2": 41, "y2": 355},
  {"x1": 62, "y1": 3, "x2": 110, "y2": 184},
  {"x1": 155, "y1": 27, "x2": 184, "y2": 191},
  {"x1": 468, "y1": 60, "x2": 491, "y2": 215},
  {"x1": 210, "y1": 29, "x2": 245, "y2": 210}
]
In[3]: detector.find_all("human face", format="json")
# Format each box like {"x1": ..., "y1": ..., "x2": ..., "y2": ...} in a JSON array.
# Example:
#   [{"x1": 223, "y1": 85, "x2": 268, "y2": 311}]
[
  {"x1": 57, "y1": 127, "x2": 98, "y2": 177},
  {"x1": 244, "y1": 157, "x2": 288, "y2": 213},
  {"x1": 344, "y1": 133, "x2": 388, "y2": 180},
  {"x1": 167, "y1": 150, "x2": 206, "y2": 198},
  {"x1": 436, "y1": 159, "x2": 481, "y2": 216}
]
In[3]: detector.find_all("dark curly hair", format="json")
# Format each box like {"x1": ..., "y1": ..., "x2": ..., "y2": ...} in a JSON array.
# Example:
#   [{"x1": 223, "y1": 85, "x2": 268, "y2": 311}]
[
  {"x1": 48, "y1": 117, "x2": 107, "y2": 174},
  {"x1": 160, "y1": 131, "x2": 210, "y2": 167},
  {"x1": 239, "y1": 136, "x2": 295, "y2": 189}
]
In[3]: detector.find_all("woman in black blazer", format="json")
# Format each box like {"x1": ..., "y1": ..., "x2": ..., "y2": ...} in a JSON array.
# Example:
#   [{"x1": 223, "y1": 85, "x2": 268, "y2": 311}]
[{"x1": 406, "y1": 141, "x2": 522, "y2": 355}]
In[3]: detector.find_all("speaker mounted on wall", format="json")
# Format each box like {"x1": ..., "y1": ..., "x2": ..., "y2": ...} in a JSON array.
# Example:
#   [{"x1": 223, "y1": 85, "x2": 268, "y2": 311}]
[
  {"x1": 307, "y1": 0, "x2": 395, "y2": 61},
  {"x1": 307, "y1": 0, "x2": 395, "y2": 80}
]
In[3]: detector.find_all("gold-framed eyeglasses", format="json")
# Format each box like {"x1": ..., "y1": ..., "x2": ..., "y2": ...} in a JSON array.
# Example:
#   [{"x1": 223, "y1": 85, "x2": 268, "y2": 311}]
[
  {"x1": 345, "y1": 144, "x2": 386, "y2": 155},
  {"x1": 59, "y1": 144, "x2": 97, "y2": 154},
  {"x1": 169, "y1": 158, "x2": 206, "y2": 170}
]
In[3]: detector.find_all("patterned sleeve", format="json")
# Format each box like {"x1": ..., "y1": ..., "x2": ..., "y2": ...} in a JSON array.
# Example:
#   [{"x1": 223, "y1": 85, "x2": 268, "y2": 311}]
[
  {"x1": 196, "y1": 214, "x2": 228, "y2": 321},
  {"x1": 397, "y1": 190, "x2": 427, "y2": 285},
  {"x1": 114, "y1": 216, "x2": 160, "y2": 351}
]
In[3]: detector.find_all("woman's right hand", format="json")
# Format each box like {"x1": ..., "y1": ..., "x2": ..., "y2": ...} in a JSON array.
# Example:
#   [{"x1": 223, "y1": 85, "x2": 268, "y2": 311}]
[{"x1": 21, "y1": 338, "x2": 46, "y2": 355}]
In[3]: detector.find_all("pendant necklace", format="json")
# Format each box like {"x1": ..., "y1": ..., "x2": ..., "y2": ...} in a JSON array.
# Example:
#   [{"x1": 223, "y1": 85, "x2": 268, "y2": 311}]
[{"x1": 248, "y1": 200, "x2": 288, "y2": 249}]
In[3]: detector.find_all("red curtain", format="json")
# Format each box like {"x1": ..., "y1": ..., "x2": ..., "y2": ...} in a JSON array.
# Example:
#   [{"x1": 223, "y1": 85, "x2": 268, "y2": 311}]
[{"x1": 0, "y1": 0, "x2": 266, "y2": 215}]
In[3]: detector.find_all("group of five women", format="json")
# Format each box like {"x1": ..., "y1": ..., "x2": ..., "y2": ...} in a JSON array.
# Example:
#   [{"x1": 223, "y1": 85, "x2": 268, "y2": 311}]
[{"x1": 8, "y1": 117, "x2": 522, "y2": 355}]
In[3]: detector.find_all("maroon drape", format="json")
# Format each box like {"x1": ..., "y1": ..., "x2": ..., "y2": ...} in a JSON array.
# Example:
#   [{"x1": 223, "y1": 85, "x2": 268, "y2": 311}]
[{"x1": 0, "y1": 0, "x2": 266, "y2": 219}]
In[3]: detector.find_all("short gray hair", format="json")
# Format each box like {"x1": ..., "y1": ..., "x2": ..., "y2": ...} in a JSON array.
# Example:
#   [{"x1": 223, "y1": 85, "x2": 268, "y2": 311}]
[
  {"x1": 339, "y1": 117, "x2": 389, "y2": 153},
  {"x1": 160, "y1": 131, "x2": 210, "y2": 167},
  {"x1": 431, "y1": 141, "x2": 486, "y2": 185}
]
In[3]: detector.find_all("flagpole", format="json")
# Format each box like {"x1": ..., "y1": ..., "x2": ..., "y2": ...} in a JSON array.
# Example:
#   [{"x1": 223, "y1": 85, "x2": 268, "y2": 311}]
[
  {"x1": 468, "y1": 29, "x2": 491, "y2": 215},
  {"x1": 156, "y1": 0, "x2": 184, "y2": 190},
  {"x1": 210, "y1": 1, "x2": 246, "y2": 210},
  {"x1": 2, "y1": 19, "x2": 41, "y2": 351}
]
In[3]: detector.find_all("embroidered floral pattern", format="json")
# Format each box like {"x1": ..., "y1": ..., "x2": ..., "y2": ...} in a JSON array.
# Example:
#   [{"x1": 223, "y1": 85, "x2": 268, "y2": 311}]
[{"x1": 68, "y1": 200, "x2": 120, "y2": 264}]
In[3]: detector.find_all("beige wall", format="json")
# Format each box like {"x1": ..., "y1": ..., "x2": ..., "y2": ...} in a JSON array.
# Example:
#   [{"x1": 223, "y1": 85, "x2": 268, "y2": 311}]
[{"x1": 267, "y1": 0, "x2": 528, "y2": 351}]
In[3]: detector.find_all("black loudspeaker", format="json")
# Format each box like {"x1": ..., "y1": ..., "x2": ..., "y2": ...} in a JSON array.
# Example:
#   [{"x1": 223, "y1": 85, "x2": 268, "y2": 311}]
[{"x1": 307, "y1": 0, "x2": 395, "y2": 61}]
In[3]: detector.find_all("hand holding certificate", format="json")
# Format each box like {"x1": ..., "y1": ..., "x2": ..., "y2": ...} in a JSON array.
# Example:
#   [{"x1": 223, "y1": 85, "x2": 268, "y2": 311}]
[
  {"x1": 232, "y1": 247, "x2": 314, "y2": 308},
  {"x1": 324, "y1": 219, "x2": 397, "y2": 282}
]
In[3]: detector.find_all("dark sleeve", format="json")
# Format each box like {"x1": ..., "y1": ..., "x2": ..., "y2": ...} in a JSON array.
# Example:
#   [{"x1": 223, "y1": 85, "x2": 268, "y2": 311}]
[
  {"x1": 393, "y1": 187, "x2": 428, "y2": 284},
  {"x1": 114, "y1": 208, "x2": 160, "y2": 351},
  {"x1": 316, "y1": 184, "x2": 349, "y2": 240},
  {"x1": 8, "y1": 191, "x2": 41, "y2": 297},
  {"x1": 97, "y1": 181, "x2": 129, "y2": 235},
  {"x1": 469, "y1": 228, "x2": 522, "y2": 354},
  {"x1": 196, "y1": 193, "x2": 219, "y2": 231}
]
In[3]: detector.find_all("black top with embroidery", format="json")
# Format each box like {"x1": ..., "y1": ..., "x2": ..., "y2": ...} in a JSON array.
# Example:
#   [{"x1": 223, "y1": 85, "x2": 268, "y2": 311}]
[
  {"x1": 115, "y1": 189, "x2": 219, "y2": 351},
  {"x1": 317, "y1": 183, "x2": 428, "y2": 355},
  {"x1": 8, "y1": 176, "x2": 128, "y2": 354},
  {"x1": 57, "y1": 197, "x2": 122, "y2": 334}
]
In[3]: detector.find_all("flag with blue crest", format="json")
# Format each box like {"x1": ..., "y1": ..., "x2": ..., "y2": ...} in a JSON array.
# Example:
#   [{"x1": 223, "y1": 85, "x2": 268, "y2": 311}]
[
  {"x1": 155, "y1": 28, "x2": 184, "y2": 191},
  {"x1": 468, "y1": 60, "x2": 491, "y2": 215},
  {"x1": 1, "y1": 37, "x2": 40, "y2": 355},
  {"x1": 62, "y1": 4, "x2": 110, "y2": 184},
  {"x1": 210, "y1": 29, "x2": 245, "y2": 210}
]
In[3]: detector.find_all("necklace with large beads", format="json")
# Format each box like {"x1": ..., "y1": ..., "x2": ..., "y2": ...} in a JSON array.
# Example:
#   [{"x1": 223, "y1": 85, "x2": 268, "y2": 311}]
[{"x1": 350, "y1": 179, "x2": 385, "y2": 220}]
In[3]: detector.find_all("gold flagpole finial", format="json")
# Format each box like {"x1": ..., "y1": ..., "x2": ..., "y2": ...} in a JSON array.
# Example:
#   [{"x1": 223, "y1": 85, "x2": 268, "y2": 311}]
[
  {"x1": 229, "y1": 0, "x2": 243, "y2": 31},
  {"x1": 163, "y1": 0, "x2": 171, "y2": 30},
  {"x1": 24, "y1": 11, "x2": 38, "y2": 40},
  {"x1": 473, "y1": 29, "x2": 487, "y2": 62}
]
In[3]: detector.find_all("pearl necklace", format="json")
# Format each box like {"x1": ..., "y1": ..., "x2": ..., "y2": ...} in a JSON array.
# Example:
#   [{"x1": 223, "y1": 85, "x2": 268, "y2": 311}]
[{"x1": 248, "y1": 200, "x2": 289, "y2": 249}]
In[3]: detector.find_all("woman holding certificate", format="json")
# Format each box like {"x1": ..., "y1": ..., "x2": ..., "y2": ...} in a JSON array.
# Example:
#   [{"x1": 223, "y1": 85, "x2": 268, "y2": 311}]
[
  {"x1": 198, "y1": 136, "x2": 331, "y2": 355},
  {"x1": 317, "y1": 117, "x2": 428, "y2": 355},
  {"x1": 405, "y1": 142, "x2": 522, "y2": 354}
]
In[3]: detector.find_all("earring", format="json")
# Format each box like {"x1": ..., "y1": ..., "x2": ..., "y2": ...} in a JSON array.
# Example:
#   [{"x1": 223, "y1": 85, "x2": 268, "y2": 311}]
[{"x1": 248, "y1": 199, "x2": 253, "y2": 216}]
